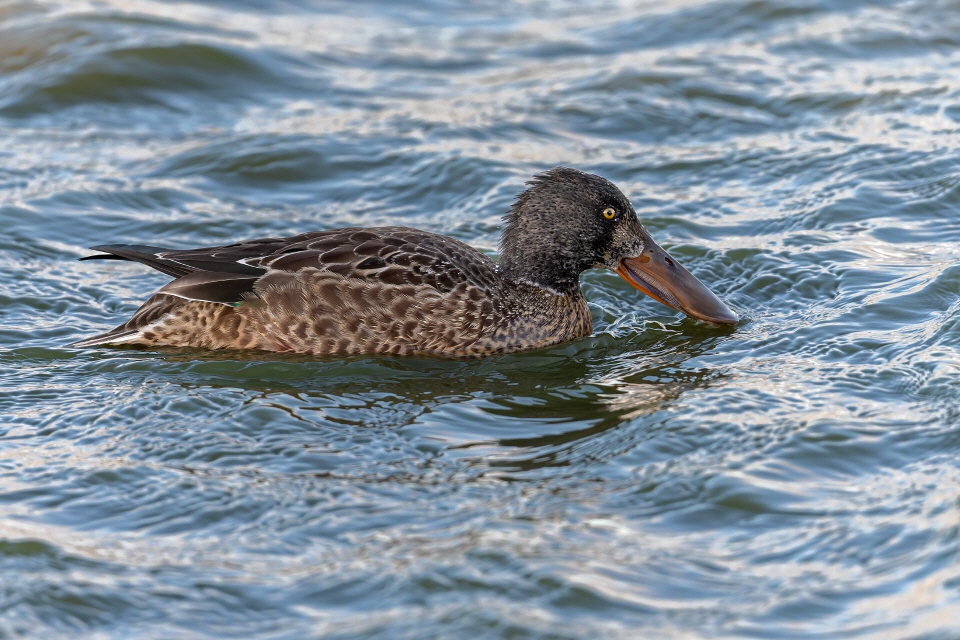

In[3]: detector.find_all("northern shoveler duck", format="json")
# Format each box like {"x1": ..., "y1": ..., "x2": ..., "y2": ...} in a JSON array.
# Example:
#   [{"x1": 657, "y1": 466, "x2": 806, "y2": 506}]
[{"x1": 71, "y1": 167, "x2": 737, "y2": 358}]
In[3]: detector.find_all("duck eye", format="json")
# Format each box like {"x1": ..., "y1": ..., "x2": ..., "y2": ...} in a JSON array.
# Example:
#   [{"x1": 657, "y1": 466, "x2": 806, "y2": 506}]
[{"x1": 602, "y1": 207, "x2": 616, "y2": 220}]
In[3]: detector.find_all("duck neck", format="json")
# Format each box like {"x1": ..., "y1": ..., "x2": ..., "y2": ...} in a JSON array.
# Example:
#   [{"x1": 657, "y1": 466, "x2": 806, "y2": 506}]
[
  {"x1": 496, "y1": 190, "x2": 594, "y2": 295},
  {"x1": 497, "y1": 246, "x2": 583, "y2": 295}
]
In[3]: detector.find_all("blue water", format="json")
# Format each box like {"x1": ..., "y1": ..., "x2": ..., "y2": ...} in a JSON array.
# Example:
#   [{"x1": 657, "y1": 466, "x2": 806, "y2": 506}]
[{"x1": 2, "y1": 1, "x2": 960, "y2": 637}]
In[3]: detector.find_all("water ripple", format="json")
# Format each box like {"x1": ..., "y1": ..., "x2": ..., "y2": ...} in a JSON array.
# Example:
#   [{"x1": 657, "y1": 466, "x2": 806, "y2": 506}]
[{"x1": 2, "y1": 0, "x2": 960, "y2": 638}]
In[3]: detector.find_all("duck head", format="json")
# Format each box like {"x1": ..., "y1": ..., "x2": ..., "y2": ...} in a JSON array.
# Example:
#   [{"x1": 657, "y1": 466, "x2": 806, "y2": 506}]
[{"x1": 498, "y1": 167, "x2": 738, "y2": 325}]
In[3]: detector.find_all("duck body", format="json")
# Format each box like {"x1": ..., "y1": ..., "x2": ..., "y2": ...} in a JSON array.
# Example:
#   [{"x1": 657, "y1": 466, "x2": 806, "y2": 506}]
[
  {"x1": 72, "y1": 168, "x2": 737, "y2": 358},
  {"x1": 74, "y1": 226, "x2": 591, "y2": 358}
]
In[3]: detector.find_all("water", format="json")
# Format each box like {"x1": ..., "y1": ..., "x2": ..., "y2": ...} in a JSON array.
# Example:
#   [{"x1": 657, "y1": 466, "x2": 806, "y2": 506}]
[{"x1": 2, "y1": 0, "x2": 960, "y2": 637}]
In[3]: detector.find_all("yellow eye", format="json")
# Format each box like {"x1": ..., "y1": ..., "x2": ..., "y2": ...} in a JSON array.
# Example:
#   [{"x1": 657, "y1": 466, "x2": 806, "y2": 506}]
[{"x1": 602, "y1": 207, "x2": 616, "y2": 220}]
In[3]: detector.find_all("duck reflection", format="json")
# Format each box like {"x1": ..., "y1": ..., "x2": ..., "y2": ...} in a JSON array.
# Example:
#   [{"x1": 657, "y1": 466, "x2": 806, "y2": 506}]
[{"x1": 141, "y1": 316, "x2": 731, "y2": 477}]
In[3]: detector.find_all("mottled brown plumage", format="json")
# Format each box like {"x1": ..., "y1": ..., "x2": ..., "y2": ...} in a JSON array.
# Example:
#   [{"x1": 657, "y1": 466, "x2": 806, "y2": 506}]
[{"x1": 71, "y1": 168, "x2": 737, "y2": 358}]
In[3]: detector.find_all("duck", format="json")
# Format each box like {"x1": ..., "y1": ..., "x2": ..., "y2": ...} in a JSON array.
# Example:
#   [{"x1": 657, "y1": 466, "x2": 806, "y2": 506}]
[{"x1": 70, "y1": 167, "x2": 738, "y2": 358}]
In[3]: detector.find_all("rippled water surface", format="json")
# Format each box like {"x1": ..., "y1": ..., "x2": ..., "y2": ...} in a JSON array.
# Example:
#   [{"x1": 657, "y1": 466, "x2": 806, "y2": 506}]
[{"x1": 3, "y1": 0, "x2": 960, "y2": 637}]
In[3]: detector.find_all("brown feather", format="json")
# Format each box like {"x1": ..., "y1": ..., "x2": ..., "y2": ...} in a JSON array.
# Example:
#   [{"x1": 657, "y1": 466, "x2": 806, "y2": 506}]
[
  {"x1": 72, "y1": 226, "x2": 592, "y2": 358},
  {"x1": 72, "y1": 167, "x2": 683, "y2": 357}
]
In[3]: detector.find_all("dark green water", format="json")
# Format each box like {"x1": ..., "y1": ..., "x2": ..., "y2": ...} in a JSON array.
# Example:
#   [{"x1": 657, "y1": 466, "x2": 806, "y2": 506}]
[{"x1": 3, "y1": 0, "x2": 960, "y2": 637}]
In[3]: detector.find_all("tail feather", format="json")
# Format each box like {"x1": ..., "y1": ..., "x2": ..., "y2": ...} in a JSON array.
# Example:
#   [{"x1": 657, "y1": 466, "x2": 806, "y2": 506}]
[
  {"x1": 80, "y1": 244, "x2": 189, "y2": 278},
  {"x1": 68, "y1": 293, "x2": 184, "y2": 349},
  {"x1": 80, "y1": 244, "x2": 266, "y2": 278},
  {"x1": 67, "y1": 329, "x2": 141, "y2": 348}
]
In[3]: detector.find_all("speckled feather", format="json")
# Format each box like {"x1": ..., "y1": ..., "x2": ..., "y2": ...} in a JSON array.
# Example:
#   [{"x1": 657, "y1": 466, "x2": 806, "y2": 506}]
[
  {"x1": 73, "y1": 226, "x2": 593, "y2": 358},
  {"x1": 70, "y1": 168, "x2": 678, "y2": 358}
]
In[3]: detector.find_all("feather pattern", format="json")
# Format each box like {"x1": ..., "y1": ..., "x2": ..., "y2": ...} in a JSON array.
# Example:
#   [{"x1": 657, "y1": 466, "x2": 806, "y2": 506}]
[{"x1": 72, "y1": 226, "x2": 592, "y2": 358}]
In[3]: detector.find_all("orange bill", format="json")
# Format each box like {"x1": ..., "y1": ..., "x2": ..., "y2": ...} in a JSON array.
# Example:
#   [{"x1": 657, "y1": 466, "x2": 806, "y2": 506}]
[{"x1": 615, "y1": 235, "x2": 738, "y2": 325}]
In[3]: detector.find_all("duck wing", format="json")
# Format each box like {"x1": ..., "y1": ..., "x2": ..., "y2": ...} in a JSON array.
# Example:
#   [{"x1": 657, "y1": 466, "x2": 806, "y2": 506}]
[{"x1": 80, "y1": 227, "x2": 499, "y2": 305}]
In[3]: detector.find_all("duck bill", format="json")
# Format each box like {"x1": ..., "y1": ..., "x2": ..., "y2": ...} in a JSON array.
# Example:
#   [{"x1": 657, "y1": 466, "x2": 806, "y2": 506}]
[{"x1": 615, "y1": 237, "x2": 739, "y2": 325}]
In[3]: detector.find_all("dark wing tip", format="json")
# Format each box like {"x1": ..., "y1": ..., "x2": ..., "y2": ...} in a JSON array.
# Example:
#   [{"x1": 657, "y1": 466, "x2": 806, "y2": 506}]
[{"x1": 78, "y1": 254, "x2": 127, "y2": 262}]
